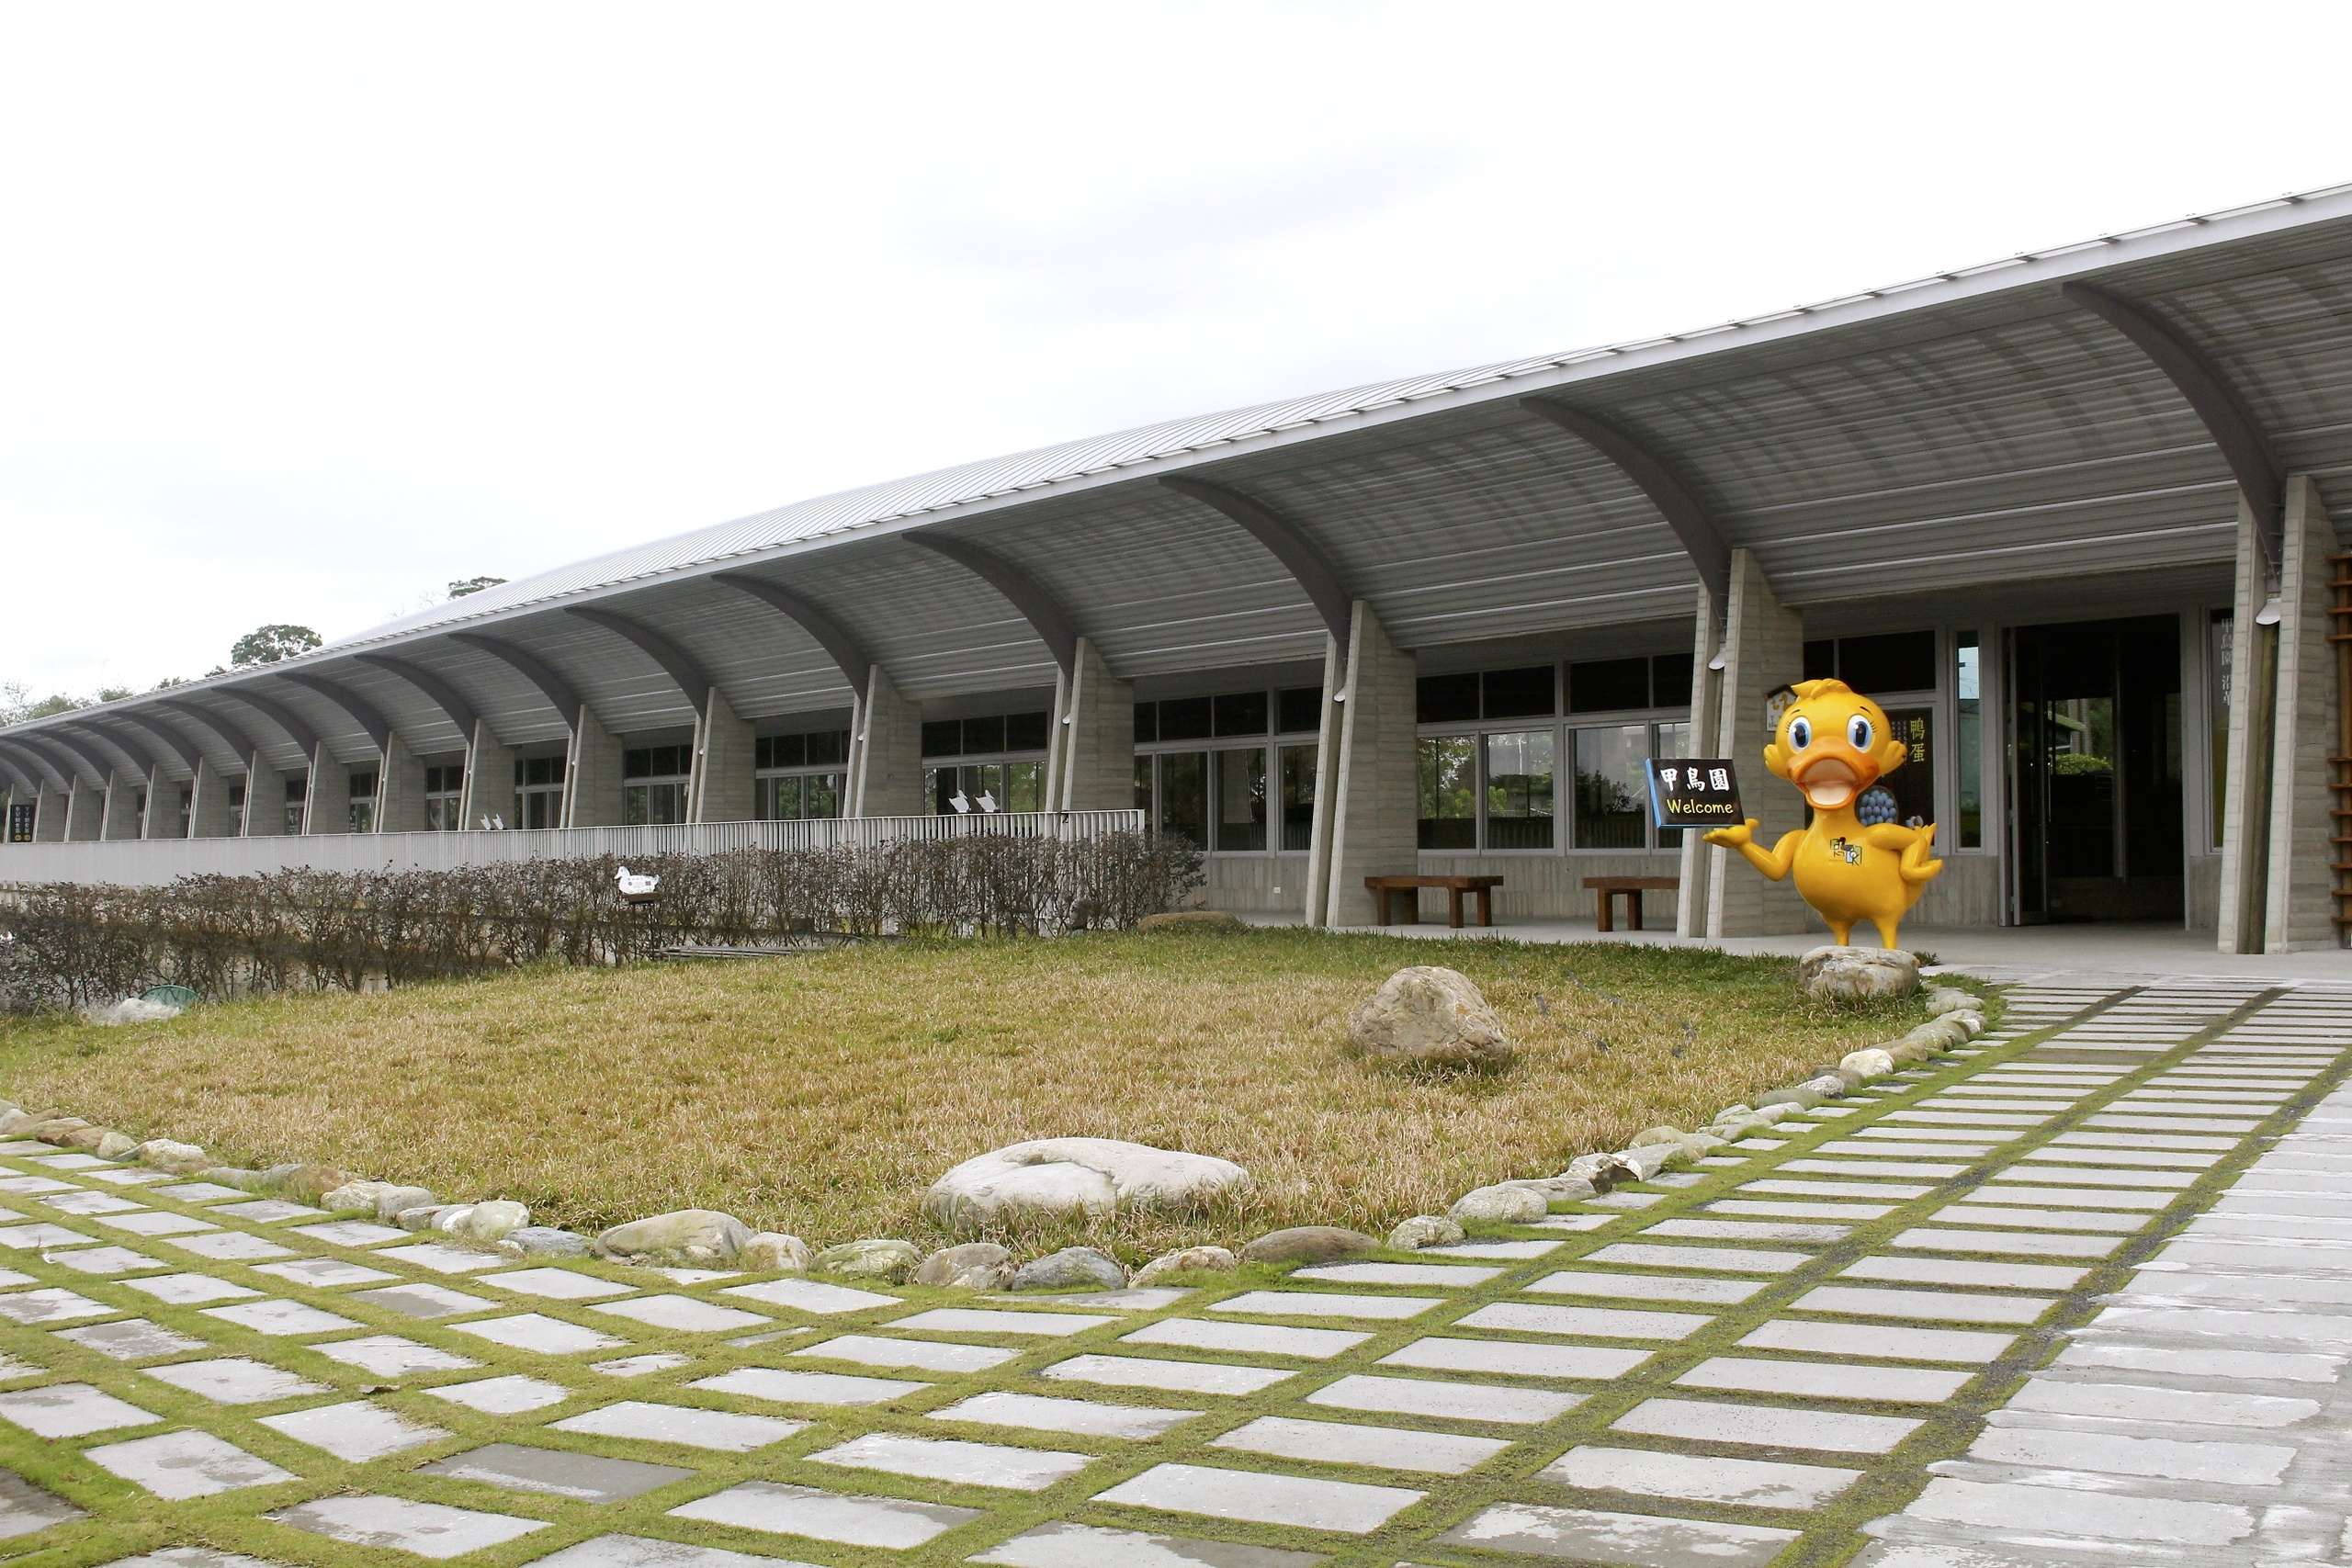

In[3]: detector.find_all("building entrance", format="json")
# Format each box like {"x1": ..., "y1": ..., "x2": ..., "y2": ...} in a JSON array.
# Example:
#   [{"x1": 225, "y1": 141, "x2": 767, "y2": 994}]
[{"x1": 2010, "y1": 615, "x2": 2184, "y2": 923}]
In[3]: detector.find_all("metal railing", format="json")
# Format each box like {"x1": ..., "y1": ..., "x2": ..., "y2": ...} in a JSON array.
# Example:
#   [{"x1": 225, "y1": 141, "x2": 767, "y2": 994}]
[{"x1": 0, "y1": 809, "x2": 1147, "y2": 887}]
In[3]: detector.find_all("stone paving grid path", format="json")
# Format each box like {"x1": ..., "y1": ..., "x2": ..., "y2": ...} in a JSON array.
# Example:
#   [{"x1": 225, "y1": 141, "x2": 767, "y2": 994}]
[{"x1": 0, "y1": 980, "x2": 2338, "y2": 1568}]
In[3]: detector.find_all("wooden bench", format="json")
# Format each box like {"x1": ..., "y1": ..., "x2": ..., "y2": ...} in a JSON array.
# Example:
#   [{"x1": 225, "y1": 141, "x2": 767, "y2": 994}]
[
  {"x1": 1364, "y1": 874, "x2": 1503, "y2": 929},
  {"x1": 1583, "y1": 874, "x2": 1679, "y2": 932}
]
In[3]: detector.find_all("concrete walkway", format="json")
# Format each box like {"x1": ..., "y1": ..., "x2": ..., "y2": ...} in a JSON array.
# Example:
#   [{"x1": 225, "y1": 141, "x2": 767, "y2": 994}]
[{"x1": 0, "y1": 978, "x2": 2338, "y2": 1565}]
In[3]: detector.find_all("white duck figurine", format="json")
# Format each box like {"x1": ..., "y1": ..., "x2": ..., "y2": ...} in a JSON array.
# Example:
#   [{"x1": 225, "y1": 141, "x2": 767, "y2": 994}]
[{"x1": 615, "y1": 865, "x2": 661, "y2": 899}]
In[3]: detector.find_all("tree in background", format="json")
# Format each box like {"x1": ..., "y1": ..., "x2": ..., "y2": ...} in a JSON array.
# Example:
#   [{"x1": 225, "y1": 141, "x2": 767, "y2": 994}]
[
  {"x1": 447, "y1": 576, "x2": 505, "y2": 598},
  {"x1": 228, "y1": 625, "x2": 322, "y2": 667}
]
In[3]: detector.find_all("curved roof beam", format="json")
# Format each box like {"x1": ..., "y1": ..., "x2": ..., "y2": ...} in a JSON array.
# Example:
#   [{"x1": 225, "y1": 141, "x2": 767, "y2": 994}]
[
  {"x1": 447, "y1": 634, "x2": 585, "y2": 729},
  {"x1": 711, "y1": 572, "x2": 872, "y2": 695},
  {"x1": 274, "y1": 672, "x2": 390, "y2": 754},
  {"x1": 564, "y1": 606, "x2": 711, "y2": 713},
  {"x1": 1520, "y1": 399, "x2": 1736, "y2": 617},
  {"x1": 352, "y1": 654, "x2": 480, "y2": 740},
  {"x1": 905, "y1": 534, "x2": 1080, "y2": 678},
  {"x1": 0, "y1": 741, "x2": 61, "y2": 793},
  {"x1": 1158, "y1": 475, "x2": 1354, "y2": 655},
  {"x1": 21, "y1": 733, "x2": 110, "y2": 786},
  {"x1": 54, "y1": 725, "x2": 141, "y2": 780},
  {"x1": 2060, "y1": 281, "x2": 2287, "y2": 579},
  {"x1": 158, "y1": 701, "x2": 265, "y2": 763},
  {"x1": 219, "y1": 688, "x2": 322, "y2": 759},
  {"x1": 83, "y1": 716, "x2": 200, "y2": 777}
]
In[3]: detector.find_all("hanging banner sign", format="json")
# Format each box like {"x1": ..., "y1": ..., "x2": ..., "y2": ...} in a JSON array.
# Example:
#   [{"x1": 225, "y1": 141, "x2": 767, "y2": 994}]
[{"x1": 1647, "y1": 759, "x2": 1745, "y2": 828}]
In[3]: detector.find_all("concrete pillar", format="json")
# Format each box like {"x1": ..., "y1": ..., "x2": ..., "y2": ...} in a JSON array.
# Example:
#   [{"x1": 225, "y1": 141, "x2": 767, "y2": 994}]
[
  {"x1": 690, "y1": 687, "x2": 756, "y2": 824},
  {"x1": 100, "y1": 770, "x2": 142, "y2": 840},
  {"x1": 141, "y1": 762, "x2": 179, "y2": 840},
  {"x1": 1676, "y1": 586, "x2": 1723, "y2": 938},
  {"x1": 459, "y1": 719, "x2": 514, "y2": 830},
  {"x1": 561, "y1": 710, "x2": 625, "y2": 829},
  {"x1": 1051, "y1": 636, "x2": 1136, "y2": 812},
  {"x1": 303, "y1": 743, "x2": 352, "y2": 835},
  {"x1": 2264, "y1": 477, "x2": 2342, "y2": 951},
  {"x1": 1315, "y1": 602, "x2": 1418, "y2": 928},
  {"x1": 376, "y1": 735, "x2": 424, "y2": 834},
  {"x1": 35, "y1": 783, "x2": 68, "y2": 842},
  {"x1": 2217, "y1": 498, "x2": 2273, "y2": 953},
  {"x1": 187, "y1": 758, "x2": 239, "y2": 839},
  {"x1": 848, "y1": 667, "x2": 923, "y2": 818},
  {"x1": 243, "y1": 753, "x2": 288, "y2": 837},
  {"x1": 1706, "y1": 548, "x2": 1809, "y2": 938},
  {"x1": 64, "y1": 776, "x2": 104, "y2": 840}
]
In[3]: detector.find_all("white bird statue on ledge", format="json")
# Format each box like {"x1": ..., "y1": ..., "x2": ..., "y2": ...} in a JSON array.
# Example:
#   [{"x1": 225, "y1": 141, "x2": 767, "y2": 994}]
[{"x1": 616, "y1": 865, "x2": 662, "y2": 903}]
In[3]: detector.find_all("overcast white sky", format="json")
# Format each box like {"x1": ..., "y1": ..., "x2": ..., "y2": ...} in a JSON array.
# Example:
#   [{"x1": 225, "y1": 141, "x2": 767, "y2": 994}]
[{"x1": 6, "y1": 2, "x2": 2350, "y2": 696}]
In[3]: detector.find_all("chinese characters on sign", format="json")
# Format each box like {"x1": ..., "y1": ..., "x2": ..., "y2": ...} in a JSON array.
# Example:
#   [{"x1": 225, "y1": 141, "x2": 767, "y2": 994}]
[{"x1": 1646, "y1": 758, "x2": 1745, "y2": 828}]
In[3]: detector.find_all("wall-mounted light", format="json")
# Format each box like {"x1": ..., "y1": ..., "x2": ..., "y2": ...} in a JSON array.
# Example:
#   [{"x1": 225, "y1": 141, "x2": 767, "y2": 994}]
[{"x1": 2255, "y1": 597, "x2": 2284, "y2": 626}]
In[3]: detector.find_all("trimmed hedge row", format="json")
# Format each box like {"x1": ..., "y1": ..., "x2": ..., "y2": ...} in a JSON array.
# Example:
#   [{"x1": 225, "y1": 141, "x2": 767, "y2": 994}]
[{"x1": 0, "y1": 830, "x2": 1203, "y2": 1011}]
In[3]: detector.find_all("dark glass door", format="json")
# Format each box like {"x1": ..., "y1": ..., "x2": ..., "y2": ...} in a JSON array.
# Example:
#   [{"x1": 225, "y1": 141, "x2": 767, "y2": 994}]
[{"x1": 2011, "y1": 616, "x2": 2184, "y2": 922}]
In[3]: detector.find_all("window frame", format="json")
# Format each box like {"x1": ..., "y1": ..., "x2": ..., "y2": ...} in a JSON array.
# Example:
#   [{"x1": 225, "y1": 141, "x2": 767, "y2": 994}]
[{"x1": 1133, "y1": 683, "x2": 1320, "y2": 854}]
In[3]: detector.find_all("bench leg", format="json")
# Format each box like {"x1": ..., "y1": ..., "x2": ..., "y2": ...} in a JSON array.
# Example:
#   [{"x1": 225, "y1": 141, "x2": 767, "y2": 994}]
[
  {"x1": 1372, "y1": 888, "x2": 1391, "y2": 927},
  {"x1": 1595, "y1": 889, "x2": 1613, "y2": 933},
  {"x1": 1476, "y1": 889, "x2": 1493, "y2": 927},
  {"x1": 1628, "y1": 892, "x2": 1644, "y2": 931},
  {"x1": 1446, "y1": 887, "x2": 1464, "y2": 929}
]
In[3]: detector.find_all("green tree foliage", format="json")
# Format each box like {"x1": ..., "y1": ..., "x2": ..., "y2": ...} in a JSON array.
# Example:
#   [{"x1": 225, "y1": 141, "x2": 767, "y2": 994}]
[
  {"x1": 447, "y1": 576, "x2": 505, "y2": 598},
  {"x1": 228, "y1": 625, "x2": 322, "y2": 667}
]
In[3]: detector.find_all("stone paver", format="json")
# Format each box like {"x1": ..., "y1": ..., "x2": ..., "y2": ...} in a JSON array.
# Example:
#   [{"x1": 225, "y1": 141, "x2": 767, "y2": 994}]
[{"x1": 0, "y1": 976, "x2": 2336, "y2": 1564}]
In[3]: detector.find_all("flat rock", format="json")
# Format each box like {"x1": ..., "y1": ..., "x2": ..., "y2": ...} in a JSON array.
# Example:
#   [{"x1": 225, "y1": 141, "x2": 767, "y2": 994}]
[
  {"x1": 913, "y1": 1242, "x2": 1011, "y2": 1290},
  {"x1": 1132, "y1": 1246, "x2": 1237, "y2": 1286},
  {"x1": 1387, "y1": 1215, "x2": 1464, "y2": 1250},
  {"x1": 1007, "y1": 1247, "x2": 1124, "y2": 1292},
  {"x1": 812, "y1": 1239, "x2": 922, "y2": 1282},
  {"x1": 595, "y1": 1210, "x2": 750, "y2": 1265},
  {"x1": 1238, "y1": 1226, "x2": 1377, "y2": 1266},
  {"x1": 1798, "y1": 944, "x2": 1919, "y2": 1002},
  {"x1": 923, "y1": 1138, "x2": 1248, "y2": 1231},
  {"x1": 1450, "y1": 1184, "x2": 1547, "y2": 1224}
]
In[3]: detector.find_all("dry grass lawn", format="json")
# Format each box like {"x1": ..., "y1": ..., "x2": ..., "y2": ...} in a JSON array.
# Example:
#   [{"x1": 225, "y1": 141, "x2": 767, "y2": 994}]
[{"x1": 0, "y1": 929, "x2": 1939, "y2": 1261}]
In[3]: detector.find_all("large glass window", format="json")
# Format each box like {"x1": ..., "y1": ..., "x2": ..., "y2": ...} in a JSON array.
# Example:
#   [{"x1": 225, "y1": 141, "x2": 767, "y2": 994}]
[
  {"x1": 1956, "y1": 632, "x2": 1982, "y2": 849},
  {"x1": 1574, "y1": 726, "x2": 1648, "y2": 848},
  {"x1": 1483, "y1": 730, "x2": 1555, "y2": 850},
  {"x1": 757, "y1": 729, "x2": 847, "y2": 821},
  {"x1": 623, "y1": 745, "x2": 691, "y2": 827},
  {"x1": 1159, "y1": 751, "x2": 1206, "y2": 846},
  {"x1": 1418, "y1": 736, "x2": 1476, "y2": 849},
  {"x1": 424, "y1": 763, "x2": 464, "y2": 831},
  {"x1": 924, "y1": 710, "x2": 1048, "y2": 815},
  {"x1": 285, "y1": 775, "x2": 307, "y2": 836},
  {"x1": 928, "y1": 761, "x2": 1045, "y2": 815},
  {"x1": 1215, "y1": 747, "x2": 1267, "y2": 851},
  {"x1": 1279, "y1": 744, "x2": 1317, "y2": 852},
  {"x1": 514, "y1": 755, "x2": 564, "y2": 829},
  {"x1": 347, "y1": 771, "x2": 378, "y2": 835}
]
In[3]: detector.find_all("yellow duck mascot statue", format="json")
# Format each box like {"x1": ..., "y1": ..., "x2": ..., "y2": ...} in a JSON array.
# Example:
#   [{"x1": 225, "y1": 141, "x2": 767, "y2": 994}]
[{"x1": 1702, "y1": 678, "x2": 1943, "y2": 949}]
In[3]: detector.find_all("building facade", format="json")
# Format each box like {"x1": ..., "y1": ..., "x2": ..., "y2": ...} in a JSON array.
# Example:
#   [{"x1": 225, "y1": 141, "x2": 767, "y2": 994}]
[{"x1": 5, "y1": 186, "x2": 2349, "y2": 953}]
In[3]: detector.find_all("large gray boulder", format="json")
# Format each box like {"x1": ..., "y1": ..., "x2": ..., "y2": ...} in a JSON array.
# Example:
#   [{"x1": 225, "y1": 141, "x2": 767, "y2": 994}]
[
  {"x1": 923, "y1": 1138, "x2": 1249, "y2": 1232},
  {"x1": 1796, "y1": 945, "x2": 1919, "y2": 1002},
  {"x1": 1348, "y1": 966, "x2": 1511, "y2": 1067}
]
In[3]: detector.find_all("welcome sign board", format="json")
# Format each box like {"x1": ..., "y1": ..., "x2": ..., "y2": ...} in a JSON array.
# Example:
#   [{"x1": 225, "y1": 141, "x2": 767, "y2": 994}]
[{"x1": 1646, "y1": 759, "x2": 1744, "y2": 828}]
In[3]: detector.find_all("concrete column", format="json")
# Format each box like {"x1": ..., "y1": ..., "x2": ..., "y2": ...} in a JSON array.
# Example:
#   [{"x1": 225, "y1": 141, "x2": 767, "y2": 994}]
[
  {"x1": 1316, "y1": 602, "x2": 1418, "y2": 928},
  {"x1": 689, "y1": 687, "x2": 756, "y2": 824},
  {"x1": 303, "y1": 743, "x2": 352, "y2": 835},
  {"x1": 1705, "y1": 548, "x2": 1809, "y2": 938},
  {"x1": 187, "y1": 758, "x2": 239, "y2": 839},
  {"x1": 1676, "y1": 586, "x2": 1724, "y2": 938},
  {"x1": 848, "y1": 667, "x2": 923, "y2": 818},
  {"x1": 100, "y1": 770, "x2": 142, "y2": 840},
  {"x1": 459, "y1": 720, "x2": 514, "y2": 829},
  {"x1": 1301, "y1": 632, "x2": 1346, "y2": 925},
  {"x1": 561, "y1": 710, "x2": 625, "y2": 829},
  {"x1": 243, "y1": 753, "x2": 288, "y2": 837},
  {"x1": 35, "y1": 784, "x2": 68, "y2": 841},
  {"x1": 1052, "y1": 636, "x2": 1136, "y2": 812},
  {"x1": 2217, "y1": 498, "x2": 2273, "y2": 953},
  {"x1": 376, "y1": 735, "x2": 424, "y2": 834},
  {"x1": 2265, "y1": 477, "x2": 2342, "y2": 951},
  {"x1": 65, "y1": 776, "x2": 104, "y2": 840},
  {"x1": 140, "y1": 762, "x2": 178, "y2": 840}
]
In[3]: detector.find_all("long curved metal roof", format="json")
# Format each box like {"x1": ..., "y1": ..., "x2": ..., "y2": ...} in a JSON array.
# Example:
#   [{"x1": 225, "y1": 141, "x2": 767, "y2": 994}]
[{"x1": 6, "y1": 179, "x2": 2352, "y2": 791}]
